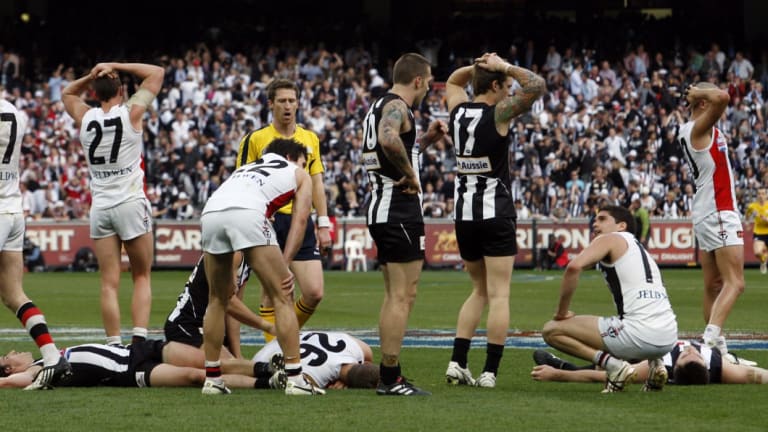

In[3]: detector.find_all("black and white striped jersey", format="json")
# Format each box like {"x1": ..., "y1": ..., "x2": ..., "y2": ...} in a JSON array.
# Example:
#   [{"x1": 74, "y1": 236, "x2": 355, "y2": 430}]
[
  {"x1": 666, "y1": 340, "x2": 722, "y2": 384},
  {"x1": 38, "y1": 340, "x2": 166, "y2": 387},
  {"x1": 362, "y1": 93, "x2": 422, "y2": 225},
  {"x1": 165, "y1": 254, "x2": 251, "y2": 329},
  {"x1": 449, "y1": 102, "x2": 516, "y2": 221}
]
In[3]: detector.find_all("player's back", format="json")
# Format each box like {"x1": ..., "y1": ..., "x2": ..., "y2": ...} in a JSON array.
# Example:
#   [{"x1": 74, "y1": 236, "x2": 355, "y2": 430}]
[{"x1": 0, "y1": 99, "x2": 25, "y2": 212}]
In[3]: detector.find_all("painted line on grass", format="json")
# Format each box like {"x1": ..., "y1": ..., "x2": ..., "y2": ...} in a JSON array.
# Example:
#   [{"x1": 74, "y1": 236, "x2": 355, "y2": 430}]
[{"x1": 1, "y1": 328, "x2": 767, "y2": 350}]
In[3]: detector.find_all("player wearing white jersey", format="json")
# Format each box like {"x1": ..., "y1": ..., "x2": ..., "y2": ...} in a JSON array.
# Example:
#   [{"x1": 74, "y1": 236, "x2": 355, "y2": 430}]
[
  {"x1": 253, "y1": 331, "x2": 378, "y2": 389},
  {"x1": 542, "y1": 205, "x2": 678, "y2": 393},
  {"x1": 200, "y1": 138, "x2": 322, "y2": 396},
  {"x1": 1, "y1": 99, "x2": 72, "y2": 390},
  {"x1": 62, "y1": 62, "x2": 164, "y2": 347},
  {"x1": 677, "y1": 82, "x2": 744, "y2": 357}
]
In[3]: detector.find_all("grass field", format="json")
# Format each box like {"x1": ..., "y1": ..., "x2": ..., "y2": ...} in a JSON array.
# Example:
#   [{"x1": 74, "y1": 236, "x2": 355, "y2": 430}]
[{"x1": 0, "y1": 269, "x2": 766, "y2": 432}]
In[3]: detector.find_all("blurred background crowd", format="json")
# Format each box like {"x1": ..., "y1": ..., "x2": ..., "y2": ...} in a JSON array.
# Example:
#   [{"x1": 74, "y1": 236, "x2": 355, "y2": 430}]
[{"x1": 2, "y1": 0, "x2": 767, "y2": 223}]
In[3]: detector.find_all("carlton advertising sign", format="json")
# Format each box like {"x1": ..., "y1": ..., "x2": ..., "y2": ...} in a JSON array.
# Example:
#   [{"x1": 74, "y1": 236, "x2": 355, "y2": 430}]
[{"x1": 25, "y1": 218, "x2": 757, "y2": 269}]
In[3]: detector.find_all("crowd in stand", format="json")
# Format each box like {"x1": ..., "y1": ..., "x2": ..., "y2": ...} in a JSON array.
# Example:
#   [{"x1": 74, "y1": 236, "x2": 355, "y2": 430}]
[{"x1": 2, "y1": 18, "x2": 768, "y2": 224}]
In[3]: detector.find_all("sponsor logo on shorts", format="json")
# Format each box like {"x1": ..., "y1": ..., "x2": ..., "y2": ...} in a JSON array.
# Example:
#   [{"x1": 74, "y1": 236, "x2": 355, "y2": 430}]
[{"x1": 718, "y1": 230, "x2": 728, "y2": 240}]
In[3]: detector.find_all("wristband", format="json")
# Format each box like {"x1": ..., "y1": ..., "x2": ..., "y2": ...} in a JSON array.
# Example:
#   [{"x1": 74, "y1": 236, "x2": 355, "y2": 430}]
[{"x1": 317, "y1": 215, "x2": 331, "y2": 228}]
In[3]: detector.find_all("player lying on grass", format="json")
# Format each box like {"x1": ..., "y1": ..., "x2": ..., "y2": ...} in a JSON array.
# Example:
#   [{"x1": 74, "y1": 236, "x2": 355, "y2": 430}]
[
  {"x1": 531, "y1": 340, "x2": 768, "y2": 385},
  {"x1": 0, "y1": 340, "x2": 258, "y2": 389},
  {"x1": 252, "y1": 331, "x2": 379, "y2": 390}
]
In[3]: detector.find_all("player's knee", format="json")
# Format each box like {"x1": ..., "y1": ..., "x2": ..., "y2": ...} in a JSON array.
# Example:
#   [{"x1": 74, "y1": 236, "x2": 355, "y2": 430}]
[{"x1": 541, "y1": 320, "x2": 560, "y2": 343}]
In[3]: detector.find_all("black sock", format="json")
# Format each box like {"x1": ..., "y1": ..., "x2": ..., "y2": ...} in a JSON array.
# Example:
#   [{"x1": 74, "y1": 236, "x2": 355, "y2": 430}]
[
  {"x1": 253, "y1": 362, "x2": 271, "y2": 379},
  {"x1": 483, "y1": 343, "x2": 504, "y2": 375},
  {"x1": 451, "y1": 338, "x2": 471, "y2": 368},
  {"x1": 380, "y1": 363, "x2": 401, "y2": 385}
]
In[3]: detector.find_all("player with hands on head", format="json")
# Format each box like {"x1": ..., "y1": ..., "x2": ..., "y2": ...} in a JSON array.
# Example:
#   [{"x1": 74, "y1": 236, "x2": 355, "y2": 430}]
[
  {"x1": 62, "y1": 62, "x2": 164, "y2": 347},
  {"x1": 442, "y1": 52, "x2": 546, "y2": 388}
]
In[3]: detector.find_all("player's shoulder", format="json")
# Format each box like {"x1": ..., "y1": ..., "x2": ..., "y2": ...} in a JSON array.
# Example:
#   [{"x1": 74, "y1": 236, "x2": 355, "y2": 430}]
[{"x1": 294, "y1": 125, "x2": 320, "y2": 143}]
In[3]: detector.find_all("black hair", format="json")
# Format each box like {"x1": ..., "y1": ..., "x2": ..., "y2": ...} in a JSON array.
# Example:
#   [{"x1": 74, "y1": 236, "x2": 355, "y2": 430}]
[
  {"x1": 597, "y1": 204, "x2": 636, "y2": 235},
  {"x1": 673, "y1": 361, "x2": 709, "y2": 385},
  {"x1": 263, "y1": 138, "x2": 307, "y2": 162},
  {"x1": 92, "y1": 75, "x2": 121, "y2": 102},
  {"x1": 344, "y1": 363, "x2": 379, "y2": 389}
]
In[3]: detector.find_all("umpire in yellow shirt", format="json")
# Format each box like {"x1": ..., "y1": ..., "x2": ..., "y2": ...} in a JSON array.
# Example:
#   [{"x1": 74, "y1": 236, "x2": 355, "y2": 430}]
[{"x1": 237, "y1": 78, "x2": 332, "y2": 340}]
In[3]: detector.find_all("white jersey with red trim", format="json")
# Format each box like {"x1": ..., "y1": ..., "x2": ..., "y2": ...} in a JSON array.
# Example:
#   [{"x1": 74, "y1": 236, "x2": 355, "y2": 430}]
[
  {"x1": 0, "y1": 99, "x2": 24, "y2": 213},
  {"x1": 677, "y1": 121, "x2": 738, "y2": 224},
  {"x1": 202, "y1": 152, "x2": 298, "y2": 217},
  {"x1": 80, "y1": 104, "x2": 146, "y2": 209}
]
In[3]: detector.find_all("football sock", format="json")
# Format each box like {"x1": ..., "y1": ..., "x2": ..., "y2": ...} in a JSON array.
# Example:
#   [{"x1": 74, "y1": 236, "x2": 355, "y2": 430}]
[
  {"x1": 286, "y1": 362, "x2": 303, "y2": 384},
  {"x1": 294, "y1": 297, "x2": 315, "y2": 328},
  {"x1": 380, "y1": 363, "x2": 401, "y2": 385},
  {"x1": 106, "y1": 335, "x2": 123, "y2": 346},
  {"x1": 260, "y1": 305, "x2": 276, "y2": 343},
  {"x1": 594, "y1": 351, "x2": 623, "y2": 373},
  {"x1": 253, "y1": 362, "x2": 271, "y2": 379},
  {"x1": 703, "y1": 324, "x2": 722, "y2": 344},
  {"x1": 205, "y1": 361, "x2": 222, "y2": 379},
  {"x1": 450, "y1": 338, "x2": 471, "y2": 368},
  {"x1": 483, "y1": 343, "x2": 504, "y2": 375},
  {"x1": 16, "y1": 302, "x2": 59, "y2": 366},
  {"x1": 131, "y1": 327, "x2": 147, "y2": 345}
]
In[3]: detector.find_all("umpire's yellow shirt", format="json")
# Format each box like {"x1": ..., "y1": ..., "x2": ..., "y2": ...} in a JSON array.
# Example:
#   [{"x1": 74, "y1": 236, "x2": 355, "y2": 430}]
[
  {"x1": 746, "y1": 200, "x2": 768, "y2": 235},
  {"x1": 236, "y1": 124, "x2": 322, "y2": 214}
]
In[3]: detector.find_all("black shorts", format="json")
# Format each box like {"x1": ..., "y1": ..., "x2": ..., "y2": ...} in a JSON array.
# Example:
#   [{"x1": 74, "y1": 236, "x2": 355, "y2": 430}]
[
  {"x1": 273, "y1": 212, "x2": 320, "y2": 261},
  {"x1": 754, "y1": 234, "x2": 768, "y2": 244},
  {"x1": 164, "y1": 319, "x2": 202, "y2": 348},
  {"x1": 368, "y1": 222, "x2": 424, "y2": 264},
  {"x1": 130, "y1": 339, "x2": 166, "y2": 388},
  {"x1": 455, "y1": 217, "x2": 518, "y2": 261}
]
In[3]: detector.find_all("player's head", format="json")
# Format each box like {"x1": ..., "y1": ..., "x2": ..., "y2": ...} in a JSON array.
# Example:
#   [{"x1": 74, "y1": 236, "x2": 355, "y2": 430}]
[
  {"x1": 472, "y1": 65, "x2": 511, "y2": 102},
  {"x1": 393, "y1": 53, "x2": 432, "y2": 105},
  {"x1": 263, "y1": 138, "x2": 307, "y2": 167},
  {"x1": 92, "y1": 73, "x2": 122, "y2": 102},
  {"x1": 757, "y1": 187, "x2": 767, "y2": 201},
  {"x1": 0, "y1": 350, "x2": 34, "y2": 377},
  {"x1": 672, "y1": 345, "x2": 709, "y2": 385},
  {"x1": 344, "y1": 362, "x2": 379, "y2": 389},
  {"x1": 266, "y1": 79, "x2": 299, "y2": 124},
  {"x1": 593, "y1": 205, "x2": 636, "y2": 236},
  {"x1": 685, "y1": 82, "x2": 719, "y2": 117}
]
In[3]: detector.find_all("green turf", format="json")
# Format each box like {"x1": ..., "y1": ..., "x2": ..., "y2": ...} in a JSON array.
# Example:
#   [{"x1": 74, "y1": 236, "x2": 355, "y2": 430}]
[{"x1": 0, "y1": 269, "x2": 766, "y2": 432}]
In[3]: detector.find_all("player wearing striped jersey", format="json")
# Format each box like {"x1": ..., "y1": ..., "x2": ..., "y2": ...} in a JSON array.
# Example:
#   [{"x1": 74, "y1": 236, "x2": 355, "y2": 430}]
[
  {"x1": 745, "y1": 188, "x2": 768, "y2": 274},
  {"x1": 542, "y1": 205, "x2": 678, "y2": 392},
  {"x1": 532, "y1": 340, "x2": 768, "y2": 385},
  {"x1": 443, "y1": 52, "x2": 545, "y2": 388},
  {"x1": 1, "y1": 99, "x2": 72, "y2": 390},
  {"x1": 0, "y1": 340, "x2": 257, "y2": 389},
  {"x1": 677, "y1": 82, "x2": 744, "y2": 357},
  {"x1": 62, "y1": 62, "x2": 164, "y2": 346},
  {"x1": 200, "y1": 139, "x2": 322, "y2": 396},
  {"x1": 236, "y1": 79, "x2": 331, "y2": 340},
  {"x1": 252, "y1": 331, "x2": 378, "y2": 389},
  {"x1": 162, "y1": 252, "x2": 273, "y2": 376},
  {"x1": 361, "y1": 53, "x2": 447, "y2": 396}
]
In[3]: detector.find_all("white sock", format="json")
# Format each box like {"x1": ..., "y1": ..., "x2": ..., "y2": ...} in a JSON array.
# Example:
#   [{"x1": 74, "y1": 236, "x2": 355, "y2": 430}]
[
  {"x1": 105, "y1": 335, "x2": 122, "y2": 346},
  {"x1": 40, "y1": 344, "x2": 60, "y2": 366},
  {"x1": 132, "y1": 327, "x2": 148, "y2": 339},
  {"x1": 715, "y1": 336, "x2": 728, "y2": 354},
  {"x1": 703, "y1": 324, "x2": 721, "y2": 344},
  {"x1": 286, "y1": 363, "x2": 303, "y2": 383}
]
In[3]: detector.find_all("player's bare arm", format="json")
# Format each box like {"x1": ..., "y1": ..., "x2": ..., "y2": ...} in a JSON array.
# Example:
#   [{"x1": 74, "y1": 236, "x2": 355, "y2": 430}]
[
  {"x1": 378, "y1": 99, "x2": 420, "y2": 194},
  {"x1": 61, "y1": 74, "x2": 94, "y2": 126},
  {"x1": 494, "y1": 67, "x2": 546, "y2": 125},
  {"x1": 445, "y1": 65, "x2": 473, "y2": 111},
  {"x1": 686, "y1": 85, "x2": 729, "y2": 150},
  {"x1": 418, "y1": 120, "x2": 448, "y2": 150}
]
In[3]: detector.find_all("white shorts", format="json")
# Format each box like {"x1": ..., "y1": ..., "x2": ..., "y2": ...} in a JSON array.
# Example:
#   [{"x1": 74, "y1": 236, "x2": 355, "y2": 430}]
[
  {"x1": 598, "y1": 316, "x2": 676, "y2": 361},
  {"x1": 90, "y1": 198, "x2": 153, "y2": 240},
  {"x1": 201, "y1": 209, "x2": 277, "y2": 254},
  {"x1": 0, "y1": 213, "x2": 24, "y2": 251},
  {"x1": 694, "y1": 210, "x2": 744, "y2": 252}
]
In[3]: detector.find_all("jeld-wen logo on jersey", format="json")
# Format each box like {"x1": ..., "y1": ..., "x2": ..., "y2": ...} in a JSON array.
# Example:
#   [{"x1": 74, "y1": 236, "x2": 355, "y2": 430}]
[
  {"x1": 362, "y1": 152, "x2": 381, "y2": 170},
  {"x1": 456, "y1": 156, "x2": 491, "y2": 174}
]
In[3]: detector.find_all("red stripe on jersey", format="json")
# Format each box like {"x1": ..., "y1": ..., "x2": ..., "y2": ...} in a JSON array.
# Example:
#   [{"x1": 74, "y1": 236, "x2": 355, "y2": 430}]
[
  {"x1": 140, "y1": 154, "x2": 148, "y2": 196},
  {"x1": 708, "y1": 129, "x2": 735, "y2": 211},
  {"x1": 19, "y1": 306, "x2": 42, "y2": 326},
  {"x1": 266, "y1": 190, "x2": 296, "y2": 218}
]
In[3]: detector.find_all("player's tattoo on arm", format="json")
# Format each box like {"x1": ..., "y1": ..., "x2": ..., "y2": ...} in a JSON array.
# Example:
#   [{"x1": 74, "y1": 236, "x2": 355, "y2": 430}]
[
  {"x1": 495, "y1": 69, "x2": 546, "y2": 124},
  {"x1": 379, "y1": 101, "x2": 416, "y2": 178}
]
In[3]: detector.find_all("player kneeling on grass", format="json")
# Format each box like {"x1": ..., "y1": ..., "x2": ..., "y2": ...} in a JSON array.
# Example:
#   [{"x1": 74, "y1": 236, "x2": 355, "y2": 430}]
[
  {"x1": 0, "y1": 340, "x2": 258, "y2": 389},
  {"x1": 531, "y1": 340, "x2": 768, "y2": 385},
  {"x1": 541, "y1": 205, "x2": 678, "y2": 392}
]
